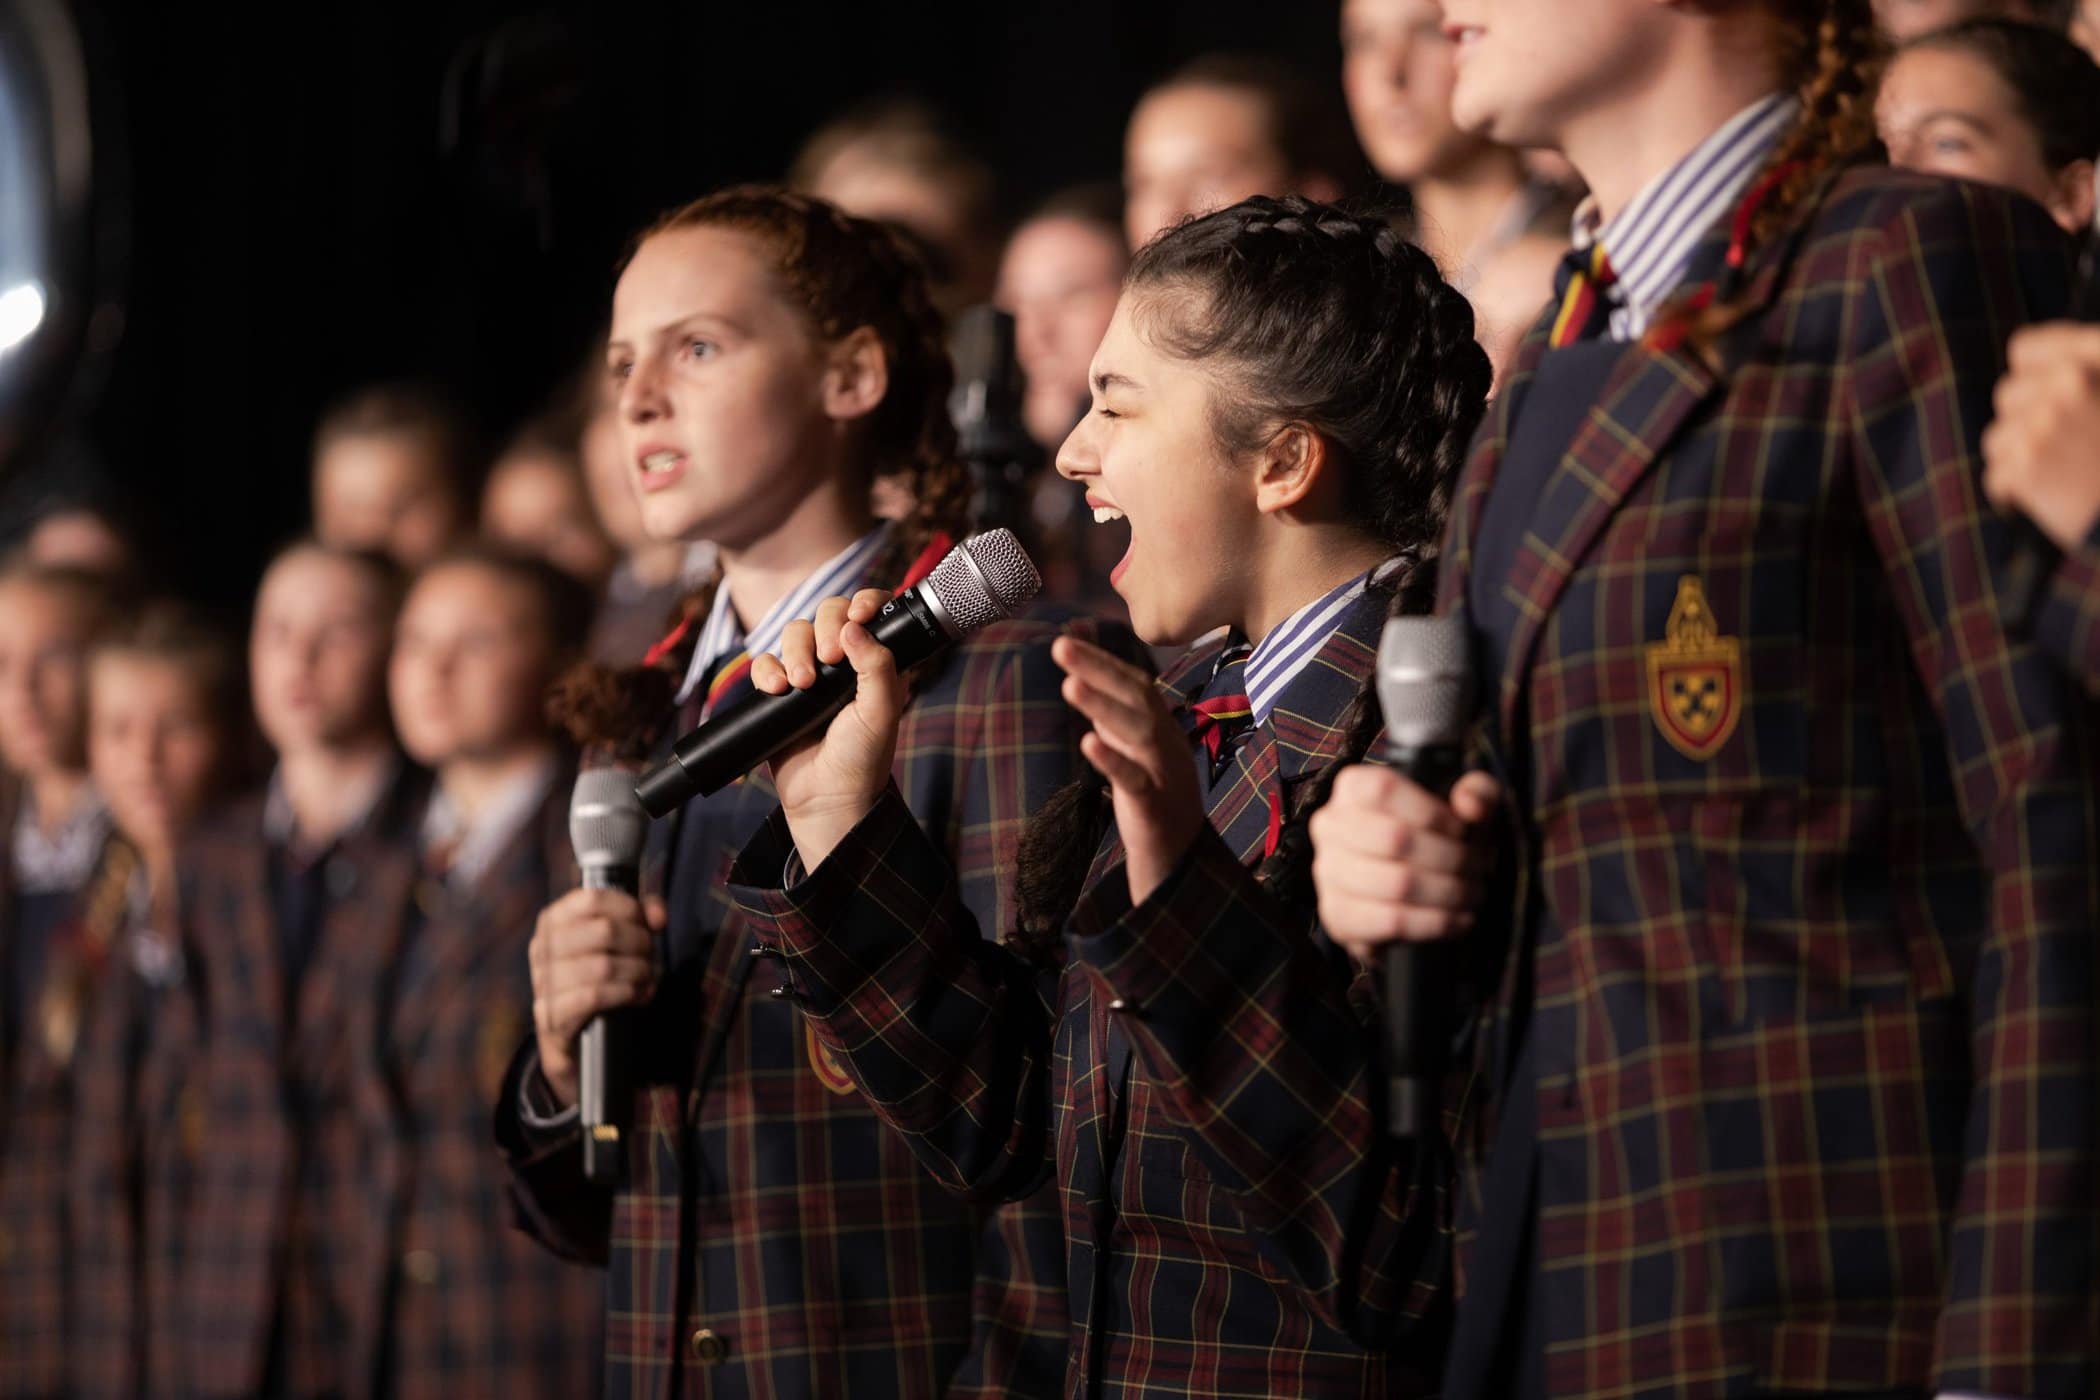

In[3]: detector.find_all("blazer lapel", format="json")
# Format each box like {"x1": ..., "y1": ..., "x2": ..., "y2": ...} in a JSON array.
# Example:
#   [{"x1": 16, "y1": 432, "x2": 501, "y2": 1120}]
[{"x1": 1444, "y1": 305, "x2": 1555, "y2": 610}]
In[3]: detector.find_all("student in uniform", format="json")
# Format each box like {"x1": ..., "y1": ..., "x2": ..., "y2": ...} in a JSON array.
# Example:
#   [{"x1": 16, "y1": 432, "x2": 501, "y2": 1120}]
[
  {"x1": 725, "y1": 194, "x2": 1492, "y2": 1396},
  {"x1": 496, "y1": 185, "x2": 1137, "y2": 1398},
  {"x1": 164, "y1": 541, "x2": 431, "y2": 1396},
  {"x1": 1307, "y1": 2, "x2": 2098, "y2": 1396}
]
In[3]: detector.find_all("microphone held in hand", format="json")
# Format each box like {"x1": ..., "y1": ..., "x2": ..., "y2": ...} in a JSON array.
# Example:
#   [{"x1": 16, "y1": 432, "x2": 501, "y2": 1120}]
[
  {"x1": 1374, "y1": 609, "x2": 1475, "y2": 1140},
  {"x1": 568, "y1": 768, "x2": 649, "y2": 1185},
  {"x1": 633, "y1": 530, "x2": 1043, "y2": 818}
]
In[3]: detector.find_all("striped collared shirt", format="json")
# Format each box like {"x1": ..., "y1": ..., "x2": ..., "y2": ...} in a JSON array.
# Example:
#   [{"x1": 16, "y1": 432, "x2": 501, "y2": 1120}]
[
  {"x1": 1245, "y1": 569, "x2": 1374, "y2": 727},
  {"x1": 674, "y1": 527, "x2": 891, "y2": 704},
  {"x1": 1575, "y1": 92, "x2": 1798, "y2": 341}
]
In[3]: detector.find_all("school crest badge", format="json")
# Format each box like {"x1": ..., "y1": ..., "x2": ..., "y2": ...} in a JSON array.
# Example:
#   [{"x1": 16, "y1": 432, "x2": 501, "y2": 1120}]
[
  {"x1": 1645, "y1": 575, "x2": 1741, "y2": 760},
  {"x1": 806, "y1": 1020, "x2": 858, "y2": 1096}
]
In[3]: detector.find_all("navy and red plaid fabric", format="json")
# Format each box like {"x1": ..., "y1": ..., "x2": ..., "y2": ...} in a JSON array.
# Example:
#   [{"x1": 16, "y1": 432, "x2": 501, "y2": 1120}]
[
  {"x1": 1437, "y1": 166, "x2": 2099, "y2": 1398},
  {"x1": 497, "y1": 592, "x2": 1137, "y2": 1399},
  {"x1": 729, "y1": 585, "x2": 1457, "y2": 1398},
  {"x1": 2036, "y1": 530, "x2": 2100, "y2": 694}
]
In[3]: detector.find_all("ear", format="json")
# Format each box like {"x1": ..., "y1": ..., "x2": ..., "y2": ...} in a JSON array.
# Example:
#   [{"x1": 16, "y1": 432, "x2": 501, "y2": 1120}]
[
  {"x1": 820, "y1": 326, "x2": 889, "y2": 425},
  {"x1": 2048, "y1": 160, "x2": 2097, "y2": 236},
  {"x1": 1252, "y1": 423, "x2": 1332, "y2": 516}
]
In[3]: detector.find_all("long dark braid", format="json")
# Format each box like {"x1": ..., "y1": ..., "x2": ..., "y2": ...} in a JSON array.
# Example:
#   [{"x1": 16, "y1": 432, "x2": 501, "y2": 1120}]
[
  {"x1": 1013, "y1": 195, "x2": 1491, "y2": 944},
  {"x1": 551, "y1": 186, "x2": 972, "y2": 759}
]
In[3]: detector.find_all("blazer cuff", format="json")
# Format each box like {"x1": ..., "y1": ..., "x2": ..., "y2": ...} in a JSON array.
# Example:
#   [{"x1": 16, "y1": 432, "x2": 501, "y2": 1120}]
[{"x1": 493, "y1": 1036, "x2": 580, "y2": 1164}]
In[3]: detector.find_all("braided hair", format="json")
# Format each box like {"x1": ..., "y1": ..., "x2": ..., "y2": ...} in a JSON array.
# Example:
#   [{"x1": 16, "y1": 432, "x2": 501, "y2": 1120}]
[
  {"x1": 1662, "y1": 0, "x2": 1884, "y2": 355},
  {"x1": 1014, "y1": 195, "x2": 1491, "y2": 946},
  {"x1": 551, "y1": 186, "x2": 973, "y2": 759}
]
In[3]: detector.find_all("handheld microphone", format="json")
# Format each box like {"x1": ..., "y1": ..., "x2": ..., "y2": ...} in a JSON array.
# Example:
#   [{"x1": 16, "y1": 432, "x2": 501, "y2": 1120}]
[
  {"x1": 949, "y1": 306, "x2": 1042, "y2": 535},
  {"x1": 1374, "y1": 610, "x2": 1475, "y2": 1140},
  {"x1": 634, "y1": 529, "x2": 1043, "y2": 819},
  {"x1": 568, "y1": 768, "x2": 649, "y2": 1185}
]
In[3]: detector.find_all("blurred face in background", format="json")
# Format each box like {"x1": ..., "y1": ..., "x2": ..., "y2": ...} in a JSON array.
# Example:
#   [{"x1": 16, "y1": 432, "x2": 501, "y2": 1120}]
[
  {"x1": 1879, "y1": 42, "x2": 2097, "y2": 231},
  {"x1": 804, "y1": 148, "x2": 997, "y2": 311},
  {"x1": 24, "y1": 509, "x2": 131, "y2": 579},
  {"x1": 0, "y1": 577, "x2": 93, "y2": 781},
  {"x1": 1342, "y1": 0, "x2": 1484, "y2": 183},
  {"x1": 1125, "y1": 83, "x2": 1297, "y2": 248},
  {"x1": 89, "y1": 651, "x2": 223, "y2": 855},
  {"x1": 1873, "y1": 0, "x2": 2049, "y2": 40},
  {"x1": 389, "y1": 562, "x2": 553, "y2": 768},
  {"x1": 580, "y1": 400, "x2": 650, "y2": 552},
  {"x1": 996, "y1": 215, "x2": 1129, "y2": 450},
  {"x1": 1437, "y1": 0, "x2": 1670, "y2": 153},
  {"x1": 2077, "y1": 2, "x2": 2100, "y2": 61},
  {"x1": 312, "y1": 429, "x2": 464, "y2": 570},
  {"x1": 481, "y1": 449, "x2": 618, "y2": 588},
  {"x1": 608, "y1": 225, "x2": 872, "y2": 551},
  {"x1": 250, "y1": 549, "x2": 394, "y2": 757}
]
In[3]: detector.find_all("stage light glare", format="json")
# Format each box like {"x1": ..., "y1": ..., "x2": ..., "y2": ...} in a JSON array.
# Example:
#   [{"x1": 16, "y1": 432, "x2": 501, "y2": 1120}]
[{"x1": 0, "y1": 282, "x2": 48, "y2": 355}]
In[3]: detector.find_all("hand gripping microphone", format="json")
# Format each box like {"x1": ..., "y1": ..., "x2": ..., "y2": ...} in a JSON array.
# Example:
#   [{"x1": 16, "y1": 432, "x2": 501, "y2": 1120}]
[
  {"x1": 634, "y1": 529, "x2": 1043, "y2": 818},
  {"x1": 568, "y1": 768, "x2": 649, "y2": 1185},
  {"x1": 1375, "y1": 609, "x2": 1475, "y2": 1140}
]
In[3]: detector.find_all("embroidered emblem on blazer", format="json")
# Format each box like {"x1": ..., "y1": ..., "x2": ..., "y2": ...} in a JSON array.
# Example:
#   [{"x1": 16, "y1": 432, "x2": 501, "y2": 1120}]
[
  {"x1": 805, "y1": 1019, "x2": 857, "y2": 1096},
  {"x1": 1646, "y1": 576, "x2": 1742, "y2": 760}
]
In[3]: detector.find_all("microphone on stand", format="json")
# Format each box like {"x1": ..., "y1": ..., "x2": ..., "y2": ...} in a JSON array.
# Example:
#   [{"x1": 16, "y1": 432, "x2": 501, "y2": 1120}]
[
  {"x1": 634, "y1": 530, "x2": 1042, "y2": 819},
  {"x1": 568, "y1": 768, "x2": 649, "y2": 1185},
  {"x1": 949, "y1": 306, "x2": 1041, "y2": 537},
  {"x1": 1374, "y1": 609, "x2": 1475, "y2": 1140}
]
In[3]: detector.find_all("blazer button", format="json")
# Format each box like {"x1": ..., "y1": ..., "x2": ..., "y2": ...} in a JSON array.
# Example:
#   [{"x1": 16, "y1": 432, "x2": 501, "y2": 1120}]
[
  {"x1": 403, "y1": 1249, "x2": 441, "y2": 1286},
  {"x1": 1108, "y1": 997, "x2": 1131, "y2": 1012},
  {"x1": 688, "y1": 1327, "x2": 729, "y2": 1366}
]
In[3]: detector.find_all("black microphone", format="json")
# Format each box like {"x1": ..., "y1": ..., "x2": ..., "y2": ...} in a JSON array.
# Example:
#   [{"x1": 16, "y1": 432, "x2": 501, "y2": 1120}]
[
  {"x1": 634, "y1": 529, "x2": 1043, "y2": 819},
  {"x1": 568, "y1": 768, "x2": 648, "y2": 1185},
  {"x1": 949, "y1": 306, "x2": 1041, "y2": 536},
  {"x1": 1374, "y1": 609, "x2": 1475, "y2": 1140}
]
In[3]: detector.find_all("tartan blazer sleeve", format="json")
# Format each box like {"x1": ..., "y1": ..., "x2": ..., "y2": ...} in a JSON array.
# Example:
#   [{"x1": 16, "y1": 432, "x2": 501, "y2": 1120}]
[
  {"x1": 1061, "y1": 823, "x2": 1450, "y2": 1349},
  {"x1": 491, "y1": 1040, "x2": 614, "y2": 1268},
  {"x1": 730, "y1": 788, "x2": 1059, "y2": 1205},
  {"x1": 2034, "y1": 526, "x2": 2100, "y2": 695},
  {"x1": 1843, "y1": 180, "x2": 2099, "y2": 1394}
]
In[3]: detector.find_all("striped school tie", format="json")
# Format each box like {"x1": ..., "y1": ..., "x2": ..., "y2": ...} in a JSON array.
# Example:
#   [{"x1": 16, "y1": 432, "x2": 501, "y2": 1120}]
[
  {"x1": 1549, "y1": 241, "x2": 1619, "y2": 348},
  {"x1": 1184, "y1": 647, "x2": 1255, "y2": 765}
]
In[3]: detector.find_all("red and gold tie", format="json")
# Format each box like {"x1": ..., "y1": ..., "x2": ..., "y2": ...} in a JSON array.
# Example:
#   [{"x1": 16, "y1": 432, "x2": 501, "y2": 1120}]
[{"x1": 1549, "y1": 241, "x2": 1619, "y2": 348}]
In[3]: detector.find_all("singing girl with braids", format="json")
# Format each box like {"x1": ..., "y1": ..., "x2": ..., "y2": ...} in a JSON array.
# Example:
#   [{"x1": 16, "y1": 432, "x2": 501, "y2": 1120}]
[
  {"x1": 1310, "y1": 2, "x2": 2099, "y2": 1396},
  {"x1": 724, "y1": 195, "x2": 1491, "y2": 1396},
  {"x1": 494, "y1": 186, "x2": 1140, "y2": 1398}
]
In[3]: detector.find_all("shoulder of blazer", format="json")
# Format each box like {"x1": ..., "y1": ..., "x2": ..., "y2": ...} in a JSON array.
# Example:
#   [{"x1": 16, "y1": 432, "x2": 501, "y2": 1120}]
[{"x1": 1791, "y1": 162, "x2": 2075, "y2": 290}]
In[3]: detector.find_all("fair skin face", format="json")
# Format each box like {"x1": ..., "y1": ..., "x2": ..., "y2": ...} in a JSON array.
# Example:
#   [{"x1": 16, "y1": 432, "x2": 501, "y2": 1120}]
[
  {"x1": 249, "y1": 548, "x2": 397, "y2": 845},
  {"x1": 1343, "y1": 0, "x2": 1534, "y2": 268},
  {"x1": 752, "y1": 281, "x2": 1391, "y2": 902},
  {"x1": 806, "y1": 151, "x2": 996, "y2": 308},
  {"x1": 1124, "y1": 83, "x2": 1342, "y2": 249},
  {"x1": 995, "y1": 215, "x2": 1130, "y2": 450},
  {"x1": 1878, "y1": 45, "x2": 2097, "y2": 234},
  {"x1": 2076, "y1": 1, "x2": 2100, "y2": 62},
  {"x1": 312, "y1": 431, "x2": 464, "y2": 570},
  {"x1": 1874, "y1": 0, "x2": 2050, "y2": 40},
  {"x1": 88, "y1": 652, "x2": 223, "y2": 881},
  {"x1": 390, "y1": 564, "x2": 564, "y2": 869},
  {"x1": 0, "y1": 578, "x2": 95, "y2": 828},
  {"x1": 581, "y1": 397, "x2": 690, "y2": 588},
  {"x1": 481, "y1": 449, "x2": 619, "y2": 588},
  {"x1": 531, "y1": 223, "x2": 893, "y2": 1107},
  {"x1": 25, "y1": 511, "x2": 130, "y2": 578},
  {"x1": 1983, "y1": 324, "x2": 2100, "y2": 549}
]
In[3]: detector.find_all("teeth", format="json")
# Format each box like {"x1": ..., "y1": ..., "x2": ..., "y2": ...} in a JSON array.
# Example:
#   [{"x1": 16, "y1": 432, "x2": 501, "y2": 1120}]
[
  {"x1": 642, "y1": 450, "x2": 681, "y2": 473},
  {"x1": 1091, "y1": 506, "x2": 1125, "y2": 524}
]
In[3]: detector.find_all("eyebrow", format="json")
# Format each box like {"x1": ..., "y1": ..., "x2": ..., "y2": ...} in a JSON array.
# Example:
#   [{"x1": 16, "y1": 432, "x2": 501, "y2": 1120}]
[
  {"x1": 1914, "y1": 110, "x2": 1996, "y2": 137},
  {"x1": 1092, "y1": 370, "x2": 1142, "y2": 395},
  {"x1": 608, "y1": 310, "x2": 751, "y2": 354}
]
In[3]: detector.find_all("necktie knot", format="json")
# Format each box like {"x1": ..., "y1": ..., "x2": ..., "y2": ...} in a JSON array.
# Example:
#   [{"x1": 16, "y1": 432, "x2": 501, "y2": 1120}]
[
  {"x1": 1550, "y1": 241, "x2": 1618, "y2": 348},
  {"x1": 1184, "y1": 646, "x2": 1256, "y2": 764}
]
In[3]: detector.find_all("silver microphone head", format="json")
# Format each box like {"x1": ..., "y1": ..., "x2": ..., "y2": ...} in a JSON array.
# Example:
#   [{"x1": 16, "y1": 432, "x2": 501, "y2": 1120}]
[
  {"x1": 1377, "y1": 611, "x2": 1474, "y2": 750},
  {"x1": 569, "y1": 767, "x2": 649, "y2": 870},
  {"x1": 921, "y1": 528, "x2": 1043, "y2": 635}
]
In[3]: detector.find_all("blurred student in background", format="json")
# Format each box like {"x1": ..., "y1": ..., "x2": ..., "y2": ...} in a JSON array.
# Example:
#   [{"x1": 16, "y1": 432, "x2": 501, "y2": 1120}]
[
  {"x1": 158, "y1": 541, "x2": 430, "y2": 1396},
  {"x1": 1879, "y1": 18, "x2": 2100, "y2": 236},
  {"x1": 1875, "y1": 0, "x2": 2076, "y2": 39},
  {"x1": 1340, "y1": 0, "x2": 1573, "y2": 379},
  {"x1": 1123, "y1": 54, "x2": 1359, "y2": 248},
  {"x1": 791, "y1": 97, "x2": 1005, "y2": 315},
  {"x1": 0, "y1": 563, "x2": 114, "y2": 1396},
  {"x1": 577, "y1": 370, "x2": 715, "y2": 664},
  {"x1": 481, "y1": 413, "x2": 619, "y2": 591},
  {"x1": 67, "y1": 604, "x2": 252, "y2": 1396},
  {"x1": 367, "y1": 547, "x2": 600, "y2": 1397},
  {"x1": 311, "y1": 384, "x2": 475, "y2": 571}
]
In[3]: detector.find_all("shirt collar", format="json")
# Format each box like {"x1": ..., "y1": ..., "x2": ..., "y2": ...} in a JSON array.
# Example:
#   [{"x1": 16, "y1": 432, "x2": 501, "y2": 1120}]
[
  {"x1": 420, "y1": 752, "x2": 560, "y2": 893},
  {"x1": 262, "y1": 754, "x2": 402, "y2": 856},
  {"x1": 1245, "y1": 569, "x2": 1375, "y2": 727},
  {"x1": 10, "y1": 787, "x2": 111, "y2": 895},
  {"x1": 1571, "y1": 92, "x2": 1797, "y2": 338},
  {"x1": 674, "y1": 527, "x2": 891, "y2": 705}
]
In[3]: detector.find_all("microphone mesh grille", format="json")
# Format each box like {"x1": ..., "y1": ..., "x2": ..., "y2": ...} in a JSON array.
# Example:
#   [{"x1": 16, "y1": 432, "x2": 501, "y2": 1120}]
[
  {"x1": 569, "y1": 767, "x2": 649, "y2": 866},
  {"x1": 925, "y1": 528, "x2": 1042, "y2": 634},
  {"x1": 1377, "y1": 613, "x2": 1474, "y2": 748}
]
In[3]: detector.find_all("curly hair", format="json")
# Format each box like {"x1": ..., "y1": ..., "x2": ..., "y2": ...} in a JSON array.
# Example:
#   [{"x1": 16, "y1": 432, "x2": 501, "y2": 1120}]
[
  {"x1": 551, "y1": 186, "x2": 974, "y2": 760},
  {"x1": 1014, "y1": 195, "x2": 1491, "y2": 943}
]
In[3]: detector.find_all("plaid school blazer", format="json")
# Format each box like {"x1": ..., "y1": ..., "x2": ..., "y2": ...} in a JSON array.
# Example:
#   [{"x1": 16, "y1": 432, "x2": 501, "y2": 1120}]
[
  {"x1": 160, "y1": 767, "x2": 431, "y2": 1397},
  {"x1": 496, "y1": 606, "x2": 1136, "y2": 1400},
  {"x1": 1437, "y1": 166, "x2": 2099, "y2": 1399},
  {"x1": 729, "y1": 586, "x2": 1454, "y2": 1399},
  {"x1": 2036, "y1": 531, "x2": 2100, "y2": 694}
]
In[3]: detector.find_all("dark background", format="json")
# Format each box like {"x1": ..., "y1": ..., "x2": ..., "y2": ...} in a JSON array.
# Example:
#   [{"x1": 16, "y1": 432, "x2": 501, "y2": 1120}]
[{"x1": 25, "y1": 0, "x2": 1355, "y2": 608}]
